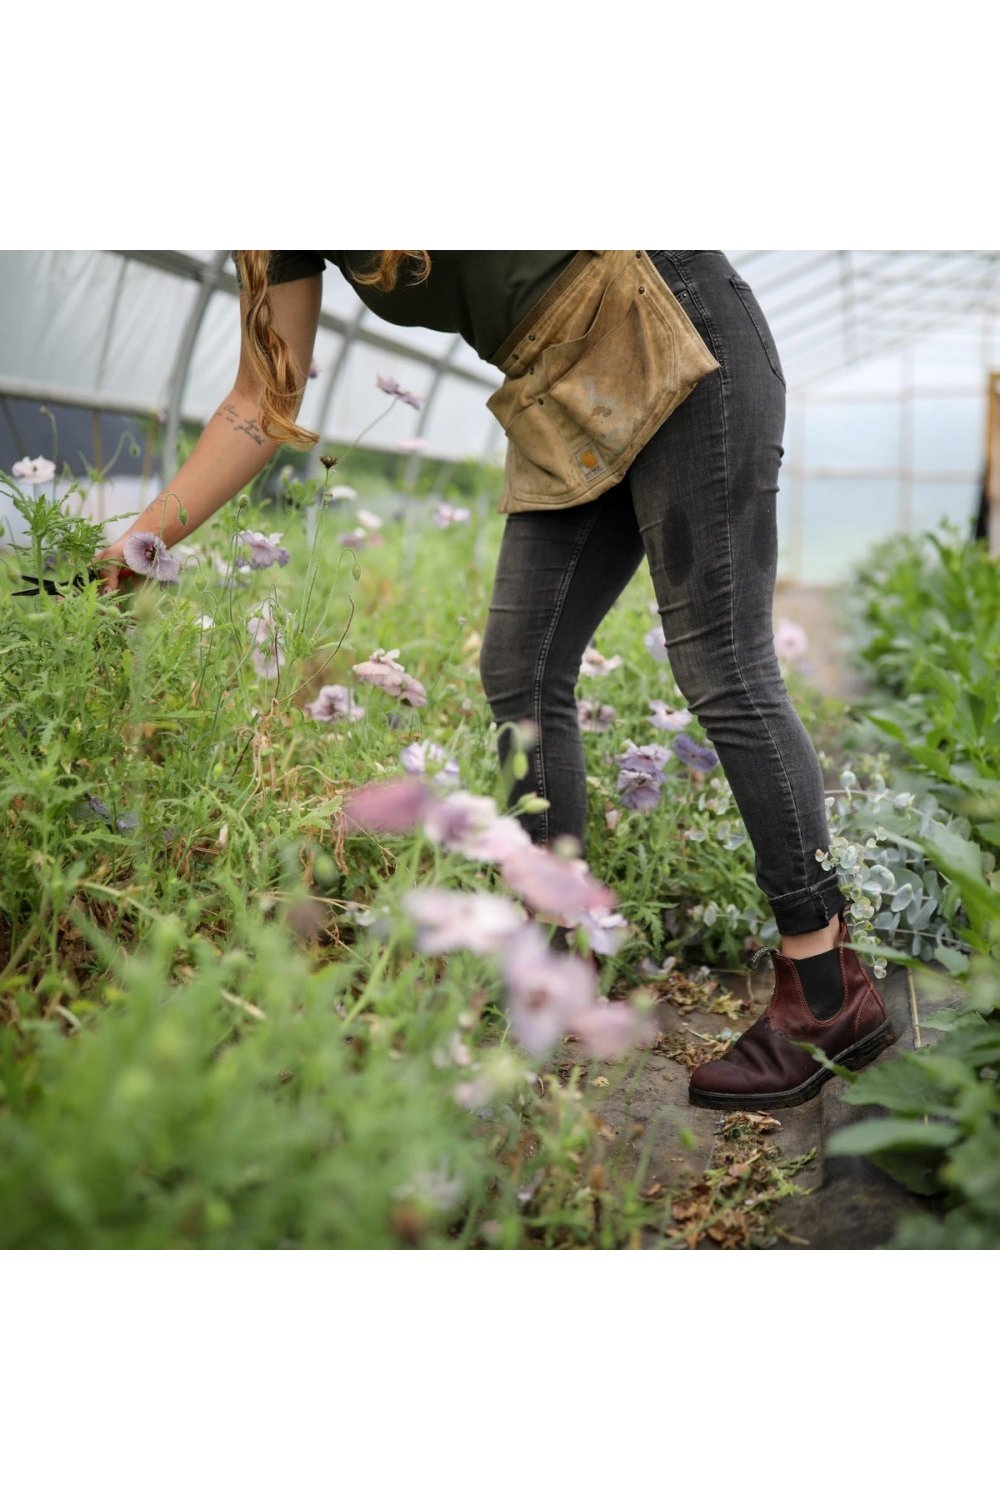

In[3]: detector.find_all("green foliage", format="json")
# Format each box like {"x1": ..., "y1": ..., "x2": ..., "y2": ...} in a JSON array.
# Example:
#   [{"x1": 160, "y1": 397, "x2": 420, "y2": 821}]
[{"x1": 825, "y1": 526, "x2": 1000, "y2": 1246}]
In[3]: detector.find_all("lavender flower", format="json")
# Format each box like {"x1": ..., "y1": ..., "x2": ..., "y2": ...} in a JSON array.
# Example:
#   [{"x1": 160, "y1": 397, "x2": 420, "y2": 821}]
[
  {"x1": 577, "y1": 698, "x2": 618, "y2": 733},
  {"x1": 403, "y1": 888, "x2": 525, "y2": 955},
  {"x1": 673, "y1": 733, "x2": 720, "y2": 773},
  {"x1": 644, "y1": 624, "x2": 669, "y2": 663},
  {"x1": 648, "y1": 700, "x2": 692, "y2": 731},
  {"x1": 352, "y1": 648, "x2": 427, "y2": 708},
  {"x1": 122, "y1": 531, "x2": 181, "y2": 583},
  {"x1": 236, "y1": 530, "x2": 290, "y2": 569},
  {"x1": 616, "y1": 768, "x2": 664, "y2": 812},
  {"x1": 615, "y1": 741, "x2": 672, "y2": 777},
  {"x1": 303, "y1": 684, "x2": 366, "y2": 723}
]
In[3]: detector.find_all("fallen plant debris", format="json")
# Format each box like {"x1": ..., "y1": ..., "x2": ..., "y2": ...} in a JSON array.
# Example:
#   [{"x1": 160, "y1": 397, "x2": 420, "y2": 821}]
[{"x1": 664, "y1": 1110, "x2": 815, "y2": 1250}]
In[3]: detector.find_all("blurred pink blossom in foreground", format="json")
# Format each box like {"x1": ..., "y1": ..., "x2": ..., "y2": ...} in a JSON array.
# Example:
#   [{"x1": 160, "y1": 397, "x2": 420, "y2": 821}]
[
  {"x1": 500, "y1": 925, "x2": 598, "y2": 1057},
  {"x1": 403, "y1": 888, "x2": 525, "y2": 955},
  {"x1": 340, "y1": 776, "x2": 434, "y2": 834},
  {"x1": 565, "y1": 1001, "x2": 656, "y2": 1060},
  {"x1": 500, "y1": 843, "x2": 615, "y2": 927}
]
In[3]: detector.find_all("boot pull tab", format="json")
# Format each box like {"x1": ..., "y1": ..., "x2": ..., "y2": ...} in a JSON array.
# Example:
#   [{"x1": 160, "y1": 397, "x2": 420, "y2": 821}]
[{"x1": 746, "y1": 945, "x2": 781, "y2": 970}]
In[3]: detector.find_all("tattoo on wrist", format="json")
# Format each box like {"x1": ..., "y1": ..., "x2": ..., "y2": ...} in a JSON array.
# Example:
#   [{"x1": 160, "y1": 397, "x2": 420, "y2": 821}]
[{"x1": 217, "y1": 401, "x2": 266, "y2": 447}]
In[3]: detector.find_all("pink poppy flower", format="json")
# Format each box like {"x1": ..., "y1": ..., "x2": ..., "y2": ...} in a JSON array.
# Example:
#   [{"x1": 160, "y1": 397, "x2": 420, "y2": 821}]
[
  {"x1": 577, "y1": 699, "x2": 618, "y2": 733},
  {"x1": 251, "y1": 642, "x2": 285, "y2": 680},
  {"x1": 774, "y1": 617, "x2": 809, "y2": 661},
  {"x1": 399, "y1": 740, "x2": 460, "y2": 786},
  {"x1": 432, "y1": 502, "x2": 471, "y2": 528},
  {"x1": 352, "y1": 648, "x2": 427, "y2": 707},
  {"x1": 303, "y1": 684, "x2": 366, "y2": 723},
  {"x1": 12, "y1": 455, "x2": 56, "y2": 484},
  {"x1": 648, "y1": 700, "x2": 692, "y2": 731},
  {"x1": 340, "y1": 776, "x2": 434, "y2": 835},
  {"x1": 235, "y1": 530, "x2": 290, "y2": 569},
  {"x1": 403, "y1": 887, "x2": 525, "y2": 955},
  {"x1": 122, "y1": 530, "x2": 181, "y2": 583},
  {"x1": 644, "y1": 624, "x2": 669, "y2": 663},
  {"x1": 579, "y1": 645, "x2": 624, "y2": 678},
  {"x1": 576, "y1": 909, "x2": 630, "y2": 956},
  {"x1": 376, "y1": 375, "x2": 425, "y2": 409},
  {"x1": 337, "y1": 528, "x2": 377, "y2": 550}
]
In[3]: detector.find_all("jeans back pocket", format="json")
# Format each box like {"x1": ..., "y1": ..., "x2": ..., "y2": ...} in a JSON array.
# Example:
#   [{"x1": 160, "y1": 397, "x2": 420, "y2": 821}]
[{"x1": 729, "y1": 274, "x2": 786, "y2": 388}]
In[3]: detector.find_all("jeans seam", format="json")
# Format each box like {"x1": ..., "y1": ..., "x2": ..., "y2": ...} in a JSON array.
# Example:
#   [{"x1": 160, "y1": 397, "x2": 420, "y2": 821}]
[
  {"x1": 530, "y1": 507, "x2": 604, "y2": 845},
  {"x1": 714, "y1": 331, "x2": 810, "y2": 901}
]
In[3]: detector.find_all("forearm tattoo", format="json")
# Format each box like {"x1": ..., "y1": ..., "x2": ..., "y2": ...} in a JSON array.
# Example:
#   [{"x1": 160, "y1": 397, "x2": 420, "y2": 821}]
[{"x1": 216, "y1": 400, "x2": 266, "y2": 447}]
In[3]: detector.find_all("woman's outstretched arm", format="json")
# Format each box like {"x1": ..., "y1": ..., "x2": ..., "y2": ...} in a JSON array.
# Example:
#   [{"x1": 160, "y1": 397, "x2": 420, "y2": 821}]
[{"x1": 94, "y1": 272, "x2": 323, "y2": 590}]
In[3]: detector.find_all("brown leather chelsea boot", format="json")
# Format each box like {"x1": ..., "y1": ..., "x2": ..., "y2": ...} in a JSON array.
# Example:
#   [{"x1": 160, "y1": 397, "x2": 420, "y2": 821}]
[{"x1": 688, "y1": 912, "x2": 894, "y2": 1111}]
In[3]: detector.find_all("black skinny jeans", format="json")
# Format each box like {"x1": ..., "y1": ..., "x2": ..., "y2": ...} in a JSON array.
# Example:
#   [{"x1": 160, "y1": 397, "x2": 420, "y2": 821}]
[{"x1": 479, "y1": 250, "x2": 848, "y2": 937}]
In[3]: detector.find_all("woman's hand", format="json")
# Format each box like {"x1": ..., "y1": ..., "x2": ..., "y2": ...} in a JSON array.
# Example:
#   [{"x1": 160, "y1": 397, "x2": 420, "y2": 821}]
[{"x1": 91, "y1": 536, "x2": 135, "y2": 595}]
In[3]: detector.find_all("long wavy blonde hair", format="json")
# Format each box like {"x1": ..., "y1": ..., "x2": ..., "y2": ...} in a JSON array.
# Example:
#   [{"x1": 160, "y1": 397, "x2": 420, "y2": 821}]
[{"x1": 233, "y1": 251, "x2": 431, "y2": 449}]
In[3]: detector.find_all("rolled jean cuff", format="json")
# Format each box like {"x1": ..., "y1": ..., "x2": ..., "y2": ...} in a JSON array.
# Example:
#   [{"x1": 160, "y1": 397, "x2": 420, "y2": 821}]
[{"x1": 768, "y1": 876, "x2": 849, "y2": 936}]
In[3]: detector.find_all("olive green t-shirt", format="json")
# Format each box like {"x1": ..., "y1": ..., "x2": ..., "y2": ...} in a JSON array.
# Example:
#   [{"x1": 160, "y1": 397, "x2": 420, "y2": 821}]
[{"x1": 231, "y1": 251, "x2": 577, "y2": 368}]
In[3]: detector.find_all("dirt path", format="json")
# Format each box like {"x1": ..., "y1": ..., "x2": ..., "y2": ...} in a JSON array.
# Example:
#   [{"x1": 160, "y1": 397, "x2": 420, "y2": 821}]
[{"x1": 556, "y1": 584, "x2": 958, "y2": 1249}]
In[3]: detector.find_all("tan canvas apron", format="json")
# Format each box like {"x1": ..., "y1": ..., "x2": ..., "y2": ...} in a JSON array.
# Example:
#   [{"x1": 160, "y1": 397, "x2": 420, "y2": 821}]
[{"x1": 486, "y1": 250, "x2": 721, "y2": 515}]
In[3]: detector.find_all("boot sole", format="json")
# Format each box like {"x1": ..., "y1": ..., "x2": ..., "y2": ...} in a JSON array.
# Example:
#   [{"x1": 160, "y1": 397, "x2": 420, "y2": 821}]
[{"x1": 688, "y1": 1017, "x2": 896, "y2": 1112}]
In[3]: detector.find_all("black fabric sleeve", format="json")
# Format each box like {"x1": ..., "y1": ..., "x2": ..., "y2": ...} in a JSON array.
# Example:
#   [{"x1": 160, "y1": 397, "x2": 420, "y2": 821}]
[{"x1": 230, "y1": 251, "x2": 326, "y2": 290}]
